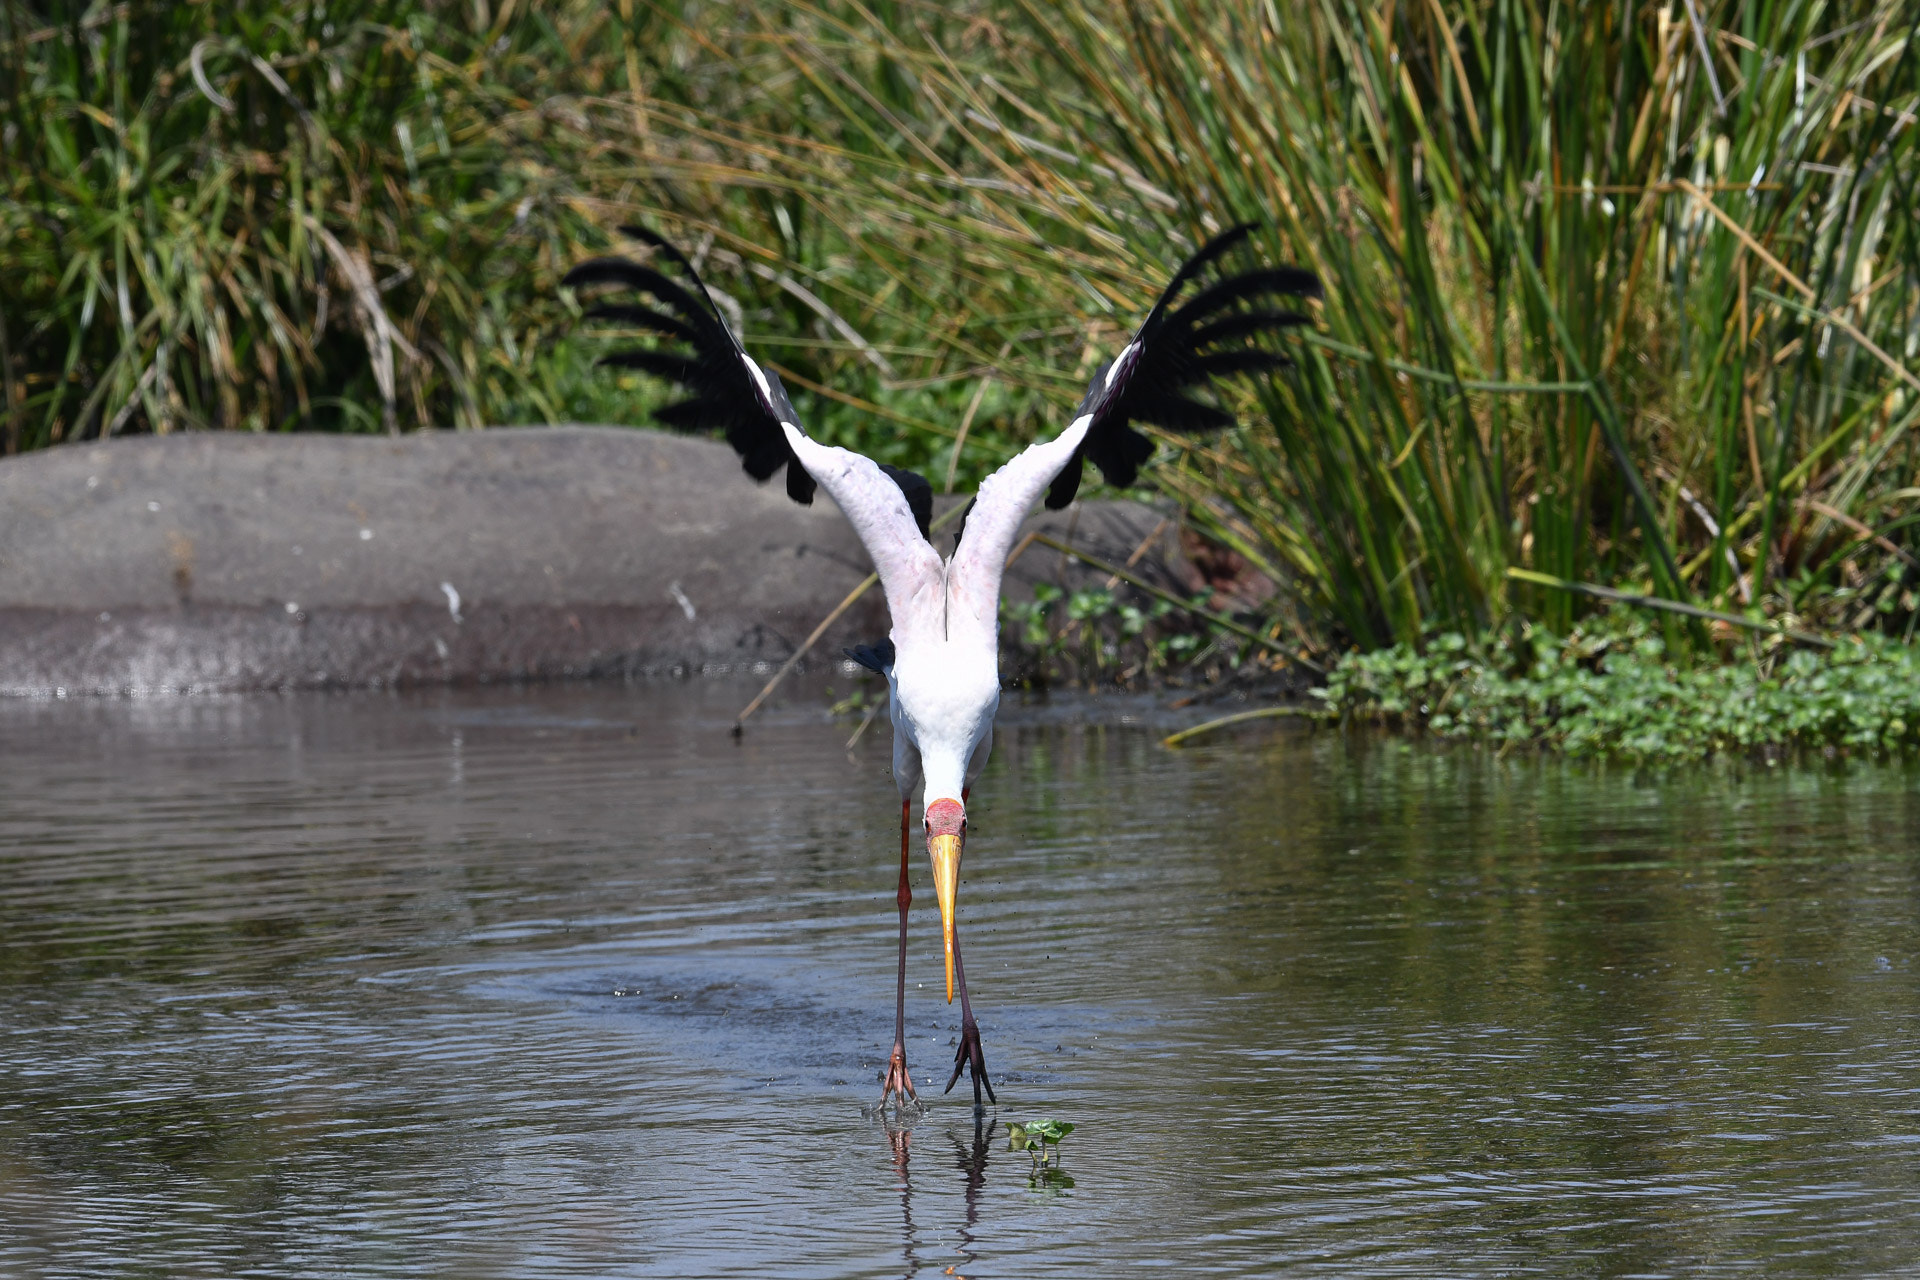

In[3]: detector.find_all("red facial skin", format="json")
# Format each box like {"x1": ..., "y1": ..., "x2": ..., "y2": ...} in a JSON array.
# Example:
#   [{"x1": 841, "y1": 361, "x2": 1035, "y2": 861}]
[{"x1": 926, "y1": 797, "x2": 965, "y2": 836}]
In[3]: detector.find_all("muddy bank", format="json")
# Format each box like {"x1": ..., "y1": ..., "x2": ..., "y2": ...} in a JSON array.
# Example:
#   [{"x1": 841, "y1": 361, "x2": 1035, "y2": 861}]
[{"x1": 0, "y1": 427, "x2": 1192, "y2": 695}]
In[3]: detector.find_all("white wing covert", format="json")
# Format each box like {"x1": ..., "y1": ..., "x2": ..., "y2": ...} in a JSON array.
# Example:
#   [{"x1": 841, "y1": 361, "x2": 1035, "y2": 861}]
[
  {"x1": 944, "y1": 417, "x2": 1092, "y2": 636},
  {"x1": 780, "y1": 427, "x2": 946, "y2": 644}
]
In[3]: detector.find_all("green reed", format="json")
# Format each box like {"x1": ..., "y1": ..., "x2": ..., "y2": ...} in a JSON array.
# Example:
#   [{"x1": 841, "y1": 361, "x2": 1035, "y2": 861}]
[
  {"x1": 6, "y1": 1, "x2": 1917, "y2": 658},
  {"x1": 0, "y1": 0, "x2": 634, "y2": 445},
  {"x1": 577, "y1": 1, "x2": 1920, "y2": 650},
  {"x1": 988, "y1": 1, "x2": 1920, "y2": 649}
]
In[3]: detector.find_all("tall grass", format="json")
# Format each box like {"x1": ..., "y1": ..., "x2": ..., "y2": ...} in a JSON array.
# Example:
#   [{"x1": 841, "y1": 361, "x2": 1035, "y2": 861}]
[
  {"x1": 0, "y1": 0, "x2": 1097, "y2": 476},
  {"x1": 1094, "y1": 0, "x2": 1920, "y2": 649},
  {"x1": 0, "y1": 0, "x2": 641, "y2": 445},
  {"x1": 6, "y1": 1, "x2": 1918, "y2": 657},
  {"x1": 676, "y1": 1, "x2": 1920, "y2": 650},
  {"x1": 546, "y1": 0, "x2": 1920, "y2": 650}
]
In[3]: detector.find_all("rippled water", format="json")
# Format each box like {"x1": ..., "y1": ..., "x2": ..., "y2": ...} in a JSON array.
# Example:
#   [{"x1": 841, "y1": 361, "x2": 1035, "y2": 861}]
[{"x1": 3, "y1": 681, "x2": 1919, "y2": 1277}]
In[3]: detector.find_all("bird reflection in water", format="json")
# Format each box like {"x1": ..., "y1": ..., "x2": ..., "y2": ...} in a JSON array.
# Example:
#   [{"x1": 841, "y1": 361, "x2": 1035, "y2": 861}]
[
  {"x1": 946, "y1": 1115, "x2": 996, "y2": 1277},
  {"x1": 878, "y1": 1112, "x2": 1002, "y2": 1279},
  {"x1": 882, "y1": 1113, "x2": 920, "y2": 1278}
]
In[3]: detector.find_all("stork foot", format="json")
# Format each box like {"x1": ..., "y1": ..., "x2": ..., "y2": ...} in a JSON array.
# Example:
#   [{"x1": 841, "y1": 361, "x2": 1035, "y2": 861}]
[
  {"x1": 944, "y1": 1016, "x2": 997, "y2": 1108},
  {"x1": 878, "y1": 1041, "x2": 921, "y2": 1113}
]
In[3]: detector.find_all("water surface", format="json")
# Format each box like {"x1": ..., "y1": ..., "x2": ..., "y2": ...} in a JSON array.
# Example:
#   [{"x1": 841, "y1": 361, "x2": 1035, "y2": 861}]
[{"x1": 3, "y1": 682, "x2": 1918, "y2": 1276}]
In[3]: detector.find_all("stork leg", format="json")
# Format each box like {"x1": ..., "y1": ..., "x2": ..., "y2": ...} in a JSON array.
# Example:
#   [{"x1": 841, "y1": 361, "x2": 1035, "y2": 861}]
[
  {"x1": 943, "y1": 923, "x2": 997, "y2": 1108},
  {"x1": 880, "y1": 800, "x2": 919, "y2": 1111}
]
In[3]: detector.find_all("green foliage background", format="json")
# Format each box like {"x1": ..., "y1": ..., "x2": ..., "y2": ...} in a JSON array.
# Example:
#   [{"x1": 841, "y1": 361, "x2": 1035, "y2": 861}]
[{"x1": 5, "y1": 0, "x2": 1919, "y2": 666}]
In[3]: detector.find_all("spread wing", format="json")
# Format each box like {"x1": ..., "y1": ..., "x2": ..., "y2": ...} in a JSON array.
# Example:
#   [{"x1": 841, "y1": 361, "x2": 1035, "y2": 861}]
[
  {"x1": 564, "y1": 226, "x2": 818, "y2": 504},
  {"x1": 564, "y1": 227, "x2": 942, "y2": 635},
  {"x1": 949, "y1": 223, "x2": 1320, "y2": 622},
  {"x1": 780, "y1": 425, "x2": 946, "y2": 643},
  {"x1": 1046, "y1": 221, "x2": 1321, "y2": 509}
]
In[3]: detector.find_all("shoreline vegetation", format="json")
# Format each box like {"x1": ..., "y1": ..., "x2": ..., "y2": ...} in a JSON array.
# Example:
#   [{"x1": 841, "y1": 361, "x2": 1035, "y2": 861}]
[
  {"x1": 1315, "y1": 610, "x2": 1920, "y2": 762},
  {"x1": 5, "y1": 1, "x2": 1919, "y2": 760}
]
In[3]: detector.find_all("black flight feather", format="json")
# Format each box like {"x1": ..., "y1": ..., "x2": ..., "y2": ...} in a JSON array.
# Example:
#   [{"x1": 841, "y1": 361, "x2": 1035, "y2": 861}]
[
  {"x1": 1046, "y1": 222, "x2": 1321, "y2": 509},
  {"x1": 1189, "y1": 309, "x2": 1313, "y2": 349},
  {"x1": 878, "y1": 464, "x2": 933, "y2": 540},
  {"x1": 951, "y1": 497, "x2": 976, "y2": 549},
  {"x1": 563, "y1": 228, "x2": 816, "y2": 505},
  {"x1": 596, "y1": 349, "x2": 701, "y2": 382},
  {"x1": 580, "y1": 302, "x2": 704, "y2": 346}
]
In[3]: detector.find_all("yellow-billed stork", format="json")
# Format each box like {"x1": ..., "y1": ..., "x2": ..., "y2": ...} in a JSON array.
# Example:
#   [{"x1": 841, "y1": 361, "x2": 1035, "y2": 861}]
[{"x1": 564, "y1": 225, "x2": 1319, "y2": 1111}]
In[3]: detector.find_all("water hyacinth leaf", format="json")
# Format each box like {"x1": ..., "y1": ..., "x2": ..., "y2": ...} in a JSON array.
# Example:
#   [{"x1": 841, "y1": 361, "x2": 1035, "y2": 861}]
[{"x1": 1012, "y1": 1118, "x2": 1074, "y2": 1145}]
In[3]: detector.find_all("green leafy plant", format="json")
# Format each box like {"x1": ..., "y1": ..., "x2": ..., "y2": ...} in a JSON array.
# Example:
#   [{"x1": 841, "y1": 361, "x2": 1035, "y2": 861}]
[
  {"x1": 1001, "y1": 582, "x2": 1235, "y2": 687},
  {"x1": 1317, "y1": 609, "x2": 1920, "y2": 761},
  {"x1": 1006, "y1": 1118, "x2": 1074, "y2": 1168},
  {"x1": 826, "y1": 685, "x2": 878, "y2": 718}
]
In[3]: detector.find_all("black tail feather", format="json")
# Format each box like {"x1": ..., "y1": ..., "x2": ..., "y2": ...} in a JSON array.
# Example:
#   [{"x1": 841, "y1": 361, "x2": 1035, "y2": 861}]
[
  {"x1": 878, "y1": 464, "x2": 933, "y2": 539},
  {"x1": 786, "y1": 456, "x2": 817, "y2": 503},
  {"x1": 845, "y1": 639, "x2": 896, "y2": 674},
  {"x1": 951, "y1": 497, "x2": 977, "y2": 548}
]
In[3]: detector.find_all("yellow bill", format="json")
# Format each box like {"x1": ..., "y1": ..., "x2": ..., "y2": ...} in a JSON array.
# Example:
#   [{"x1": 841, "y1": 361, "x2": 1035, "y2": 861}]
[{"x1": 928, "y1": 832, "x2": 962, "y2": 1003}]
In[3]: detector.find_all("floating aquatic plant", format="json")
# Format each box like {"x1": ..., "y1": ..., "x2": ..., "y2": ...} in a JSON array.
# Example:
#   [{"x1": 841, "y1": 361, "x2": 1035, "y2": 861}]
[
  {"x1": 1317, "y1": 608, "x2": 1920, "y2": 762},
  {"x1": 1007, "y1": 1119, "x2": 1074, "y2": 1168}
]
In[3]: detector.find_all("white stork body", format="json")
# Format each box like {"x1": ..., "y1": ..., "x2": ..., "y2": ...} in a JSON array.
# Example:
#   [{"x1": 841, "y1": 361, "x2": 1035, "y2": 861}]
[
  {"x1": 564, "y1": 222, "x2": 1318, "y2": 1113},
  {"x1": 779, "y1": 416, "x2": 1095, "y2": 815},
  {"x1": 886, "y1": 645, "x2": 996, "y2": 814}
]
